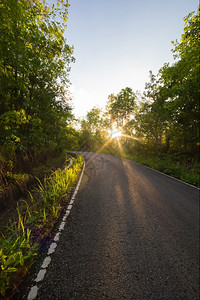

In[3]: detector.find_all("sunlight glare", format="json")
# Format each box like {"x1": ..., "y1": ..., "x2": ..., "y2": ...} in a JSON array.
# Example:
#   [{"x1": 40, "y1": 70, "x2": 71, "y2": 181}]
[{"x1": 108, "y1": 128, "x2": 122, "y2": 139}]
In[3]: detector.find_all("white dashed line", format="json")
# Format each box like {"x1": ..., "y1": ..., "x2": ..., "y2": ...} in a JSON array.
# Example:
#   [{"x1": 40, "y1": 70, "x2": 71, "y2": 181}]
[
  {"x1": 35, "y1": 269, "x2": 47, "y2": 283},
  {"x1": 27, "y1": 159, "x2": 85, "y2": 300},
  {"x1": 58, "y1": 222, "x2": 66, "y2": 231},
  {"x1": 47, "y1": 242, "x2": 57, "y2": 255},
  {"x1": 64, "y1": 210, "x2": 70, "y2": 218},
  {"x1": 54, "y1": 232, "x2": 60, "y2": 242},
  {"x1": 62, "y1": 215, "x2": 67, "y2": 222},
  {"x1": 67, "y1": 204, "x2": 73, "y2": 210},
  {"x1": 27, "y1": 286, "x2": 38, "y2": 300},
  {"x1": 41, "y1": 256, "x2": 51, "y2": 269}
]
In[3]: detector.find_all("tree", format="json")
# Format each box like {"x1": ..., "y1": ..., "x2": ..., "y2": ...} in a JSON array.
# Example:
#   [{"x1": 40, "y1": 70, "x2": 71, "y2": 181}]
[
  {"x1": 135, "y1": 9, "x2": 199, "y2": 157},
  {"x1": 135, "y1": 71, "x2": 170, "y2": 153},
  {"x1": 158, "y1": 9, "x2": 199, "y2": 156},
  {"x1": 0, "y1": 0, "x2": 75, "y2": 179},
  {"x1": 0, "y1": 0, "x2": 74, "y2": 153},
  {"x1": 79, "y1": 107, "x2": 108, "y2": 151},
  {"x1": 107, "y1": 87, "x2": 136, "y2": 128}
]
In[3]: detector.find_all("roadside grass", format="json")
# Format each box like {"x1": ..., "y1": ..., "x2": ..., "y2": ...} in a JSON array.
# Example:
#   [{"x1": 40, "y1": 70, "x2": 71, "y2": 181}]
[
  {"x1": 0, "y1": 154, "x2": 83, "y2": 297},
  {"x1": 128, "y1": 153, "x2": 199, "y2": 187},
  {"x1": 0, "y1": 151, "x2": 73, "y2": 216},
  {"x1": 101, "y1": 148, "x2": 199, "y2": 188}
]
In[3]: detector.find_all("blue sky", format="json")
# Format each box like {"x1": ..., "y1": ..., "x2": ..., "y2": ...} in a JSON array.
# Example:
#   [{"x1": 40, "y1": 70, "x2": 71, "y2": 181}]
[{"x1": 65, "y1": 0, "x2": 198, "y2": 118}]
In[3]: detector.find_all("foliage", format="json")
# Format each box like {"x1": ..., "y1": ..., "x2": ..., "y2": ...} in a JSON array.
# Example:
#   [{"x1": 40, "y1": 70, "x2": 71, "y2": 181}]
[
  {"x1": 0, "y1": 154, "x2": 83, "y2": 297},
  {"x1": 79, "y1": 107, "x2": 109, "y2": 151},
  {"x1": 134, "y1": 9, "x2": 199, "y2": 157},
  {"x1": 0, "y1": 210, "x2": 38, "y2": 297},
  {"x1": 129, "y1": 152, "x2": 199, "y2": 187},
  {"x1": 0, "y1": 0, "x2": 76, "y2": 186},
  {"x1": 107, "y1": 87, "x2": 136, "y2": 127},
  {"x1": 134, "y1": 71, "x2": 170, "y2": 153}
]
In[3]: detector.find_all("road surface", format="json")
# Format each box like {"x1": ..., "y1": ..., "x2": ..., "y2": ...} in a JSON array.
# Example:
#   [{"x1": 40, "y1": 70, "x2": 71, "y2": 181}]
[{"x1": 30, "y1": 152, "x2": 199, "y2": 299}]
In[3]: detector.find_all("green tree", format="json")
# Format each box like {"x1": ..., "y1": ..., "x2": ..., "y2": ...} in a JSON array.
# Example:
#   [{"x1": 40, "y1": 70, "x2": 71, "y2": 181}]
[
  {"x1": 135, "y1": 9, "x2": 199, "y2": 158},
  {"x1": 135, "y1": 71, "x2": 170, "y2": 153},
  {"x1": 0, "y1": 0, "x2": 74, "y2": 151},
  {"x1": 0, "y1": 0, "x2": 75, "y2": 179},
  {"x1": 107, "y1": 87, "x2": 136, "y2": 127},
  {"x1": 159, "y1": 9, "x2": 199, "y2": 156},
  {"x1": 79, "y1": 107, "x2": 108, "y2": 151}
]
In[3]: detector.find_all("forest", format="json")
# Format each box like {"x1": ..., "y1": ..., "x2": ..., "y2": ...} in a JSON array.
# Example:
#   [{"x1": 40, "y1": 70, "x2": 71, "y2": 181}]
[
  {"x1": 0, "y1": 0, "x2": 199, "y2": 297},
  {"x1": 0, "y1": 0, "x2": 199, "y2": 193}
]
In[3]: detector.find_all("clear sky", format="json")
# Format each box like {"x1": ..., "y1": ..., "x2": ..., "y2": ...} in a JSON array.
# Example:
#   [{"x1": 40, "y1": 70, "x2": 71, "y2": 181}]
[{"x1": 65, "y1": 0, "x2": 198, "y2": 118}]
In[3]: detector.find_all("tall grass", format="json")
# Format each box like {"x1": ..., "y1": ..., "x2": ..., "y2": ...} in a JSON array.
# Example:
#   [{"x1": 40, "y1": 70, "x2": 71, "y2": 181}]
[
  {"x1": 127, "y1": 152, "x2": 199, "y2": 187},
  {"x1": 0, "y1": 154, "x2": 83, "y2": 297},
  {"x1": 102, "y1": 148, "x2": 199, "y2": 187}
]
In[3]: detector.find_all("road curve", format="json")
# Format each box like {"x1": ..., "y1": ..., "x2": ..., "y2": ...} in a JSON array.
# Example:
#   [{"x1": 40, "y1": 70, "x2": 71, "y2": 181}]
[{"x1": 34, "y1": 152, "x2": 199, "y2": 299}]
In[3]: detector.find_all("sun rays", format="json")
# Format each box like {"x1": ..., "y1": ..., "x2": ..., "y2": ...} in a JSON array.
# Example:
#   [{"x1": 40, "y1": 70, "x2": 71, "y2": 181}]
[
  {"x1": 96, "y1": 125, "x2": 141, "y2": 155},
  {"x1": 108, "y1": 127, "x2": 122, "y2": 139}
]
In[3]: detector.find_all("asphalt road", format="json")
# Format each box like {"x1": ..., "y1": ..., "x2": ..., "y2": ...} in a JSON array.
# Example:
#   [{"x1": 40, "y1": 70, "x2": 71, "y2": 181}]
[{"x1": 34, "y1": 152, "x2": 199, "y2": 299}]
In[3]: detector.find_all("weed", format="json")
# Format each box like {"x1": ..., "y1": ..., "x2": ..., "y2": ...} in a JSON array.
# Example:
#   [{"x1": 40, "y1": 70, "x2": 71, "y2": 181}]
[{"x1": 0, "y1": 154, "x2": 84, "y2": 297}]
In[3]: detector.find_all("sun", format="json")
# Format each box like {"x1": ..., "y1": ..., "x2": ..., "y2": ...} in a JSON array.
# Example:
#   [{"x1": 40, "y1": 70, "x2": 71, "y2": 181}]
[{"x1": 108, "y1": 128, "x2": 122, "y2": 139}]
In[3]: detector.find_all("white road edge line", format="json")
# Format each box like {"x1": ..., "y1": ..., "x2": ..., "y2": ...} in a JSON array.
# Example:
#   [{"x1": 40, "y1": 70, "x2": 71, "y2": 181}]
[
  {"x1": 27, "y1": 159, "x2": 85, "y2": 300},
  {"x1": 126, "y1": 158, "x2": 199, "y2": 190}
]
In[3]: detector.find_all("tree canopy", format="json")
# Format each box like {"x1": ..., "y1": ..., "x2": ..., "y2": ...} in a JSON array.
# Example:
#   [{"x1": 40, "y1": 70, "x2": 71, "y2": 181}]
[
  {"x1": 107, "y1": 87, "x2": 136, "y2": 128},
  {"x1": 0, "y1": 0, "x2": 75, "y2": 159},
  {"x1": 0, "y1": 0, "x2": 77, "y2": 183},
  {"x1": 134, "y1": 9, "x2": 199, "y2": 156}
]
